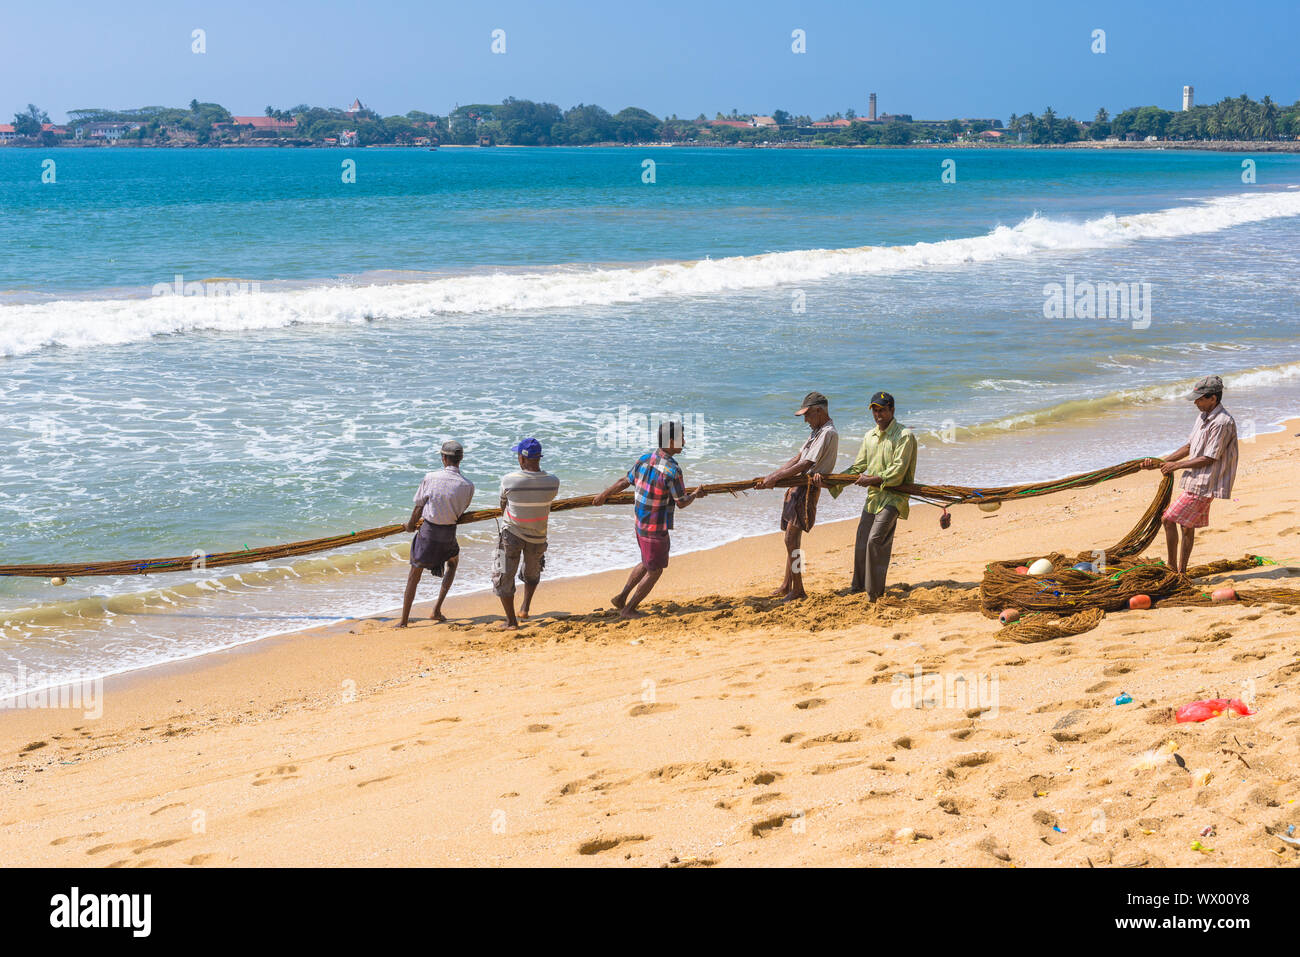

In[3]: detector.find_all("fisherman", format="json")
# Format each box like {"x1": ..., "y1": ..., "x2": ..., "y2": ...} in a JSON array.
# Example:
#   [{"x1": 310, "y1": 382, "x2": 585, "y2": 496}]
[
  {"x1": 593, "y1": 421, "x2": 705, "y2": 619},
  {"x1": 493, "y1": 438, "x2": 560, "y2": 630},
  {"x1": 1140, "y1": 375, "x2": 1239, "y2": 573},
  {"x1": 399, "y1": 440, "x2": 475, "y2": 627},
  {"x1": 820, "y1": 391, "x2": 917, "y2": 600},
  {"x1": 758, "y1": 391, "x2": 839, "y2": 601}
]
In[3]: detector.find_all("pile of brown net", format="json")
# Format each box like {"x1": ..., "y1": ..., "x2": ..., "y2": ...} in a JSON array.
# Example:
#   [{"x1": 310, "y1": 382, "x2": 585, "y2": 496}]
[{"x1": 977, "y1": 473, "x2": 1300, "y2": 641}]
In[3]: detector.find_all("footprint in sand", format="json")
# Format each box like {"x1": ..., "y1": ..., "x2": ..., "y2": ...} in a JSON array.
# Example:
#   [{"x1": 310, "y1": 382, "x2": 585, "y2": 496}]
[
  {"x1": 577, "y1": 834, "x2": 650, "y2": 856},
  {"x1": 87, "y1": 839, "x2": 148, "y2": 856},
  {"x1": 133, "y1": 839, "x2": 184, "y2": 855},
  {"x1": 799, "y1": 731, "x2": 860, "y2": 748},
  {"x1": 357, "y1": 776, "x2": 393, "y2": 788},
  {"x1": 794, "y1": 698, "x2": 827, "y2": 710},
  {"x1": 526, "y1": 724, "x2": 552, "y2": 733},
  {"x1": 50, "y1": 831, "x2": 104, "y2": 846},
  {"x1": 628, "y1": 703, "x2": 676, "y2": 717},
  {"x1": 750, "y1": 811, "x2": 803, "y2": 838},
  {"x1": 252, "y1": 765, "x2": 300, "y2": 786},
  {"x1": 950, "y1": 750, "x2": 993, "y2": 769},
  {"x1": 149, "y1": 803, "x2": 185, "y2": 817}
]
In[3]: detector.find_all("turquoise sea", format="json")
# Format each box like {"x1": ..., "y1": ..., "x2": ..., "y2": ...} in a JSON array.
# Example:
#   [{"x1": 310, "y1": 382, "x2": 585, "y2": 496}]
[{"x1": 2, "y1": 146, "x2": 1299, "y2": 693}]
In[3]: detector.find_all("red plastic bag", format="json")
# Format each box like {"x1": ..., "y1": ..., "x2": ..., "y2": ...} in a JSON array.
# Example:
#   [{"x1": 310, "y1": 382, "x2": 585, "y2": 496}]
[{"x1": 1175, "y1": 698, "x2": 1255, "y2": 723}]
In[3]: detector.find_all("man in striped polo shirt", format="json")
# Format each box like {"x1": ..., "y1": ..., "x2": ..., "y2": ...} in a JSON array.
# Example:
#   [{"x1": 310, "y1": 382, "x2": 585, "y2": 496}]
[
  {"x1": 593, "y1": 421, "x2": 705, "y2": 619},
  {"x1": 1142, "y1": 375, "x2": 1239, "y2": 573},
  {"x1": 493, "y1": 438, "x2": 560, "y2": 630}
]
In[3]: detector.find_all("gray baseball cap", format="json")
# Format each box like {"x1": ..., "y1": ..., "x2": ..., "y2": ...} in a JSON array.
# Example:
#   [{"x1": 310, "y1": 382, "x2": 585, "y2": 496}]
[
  {"x1": 440, "y1": 439, "x2": 464, "y2": 456},
  {"x1": 1186, "y1": 375, "x2": 1223, "y2": 400}
]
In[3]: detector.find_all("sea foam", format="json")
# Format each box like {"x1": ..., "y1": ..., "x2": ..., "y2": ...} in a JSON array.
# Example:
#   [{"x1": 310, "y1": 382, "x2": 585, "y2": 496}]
[{"x1": 3, "y1": 190, "x2": 1299, "y2": 358}]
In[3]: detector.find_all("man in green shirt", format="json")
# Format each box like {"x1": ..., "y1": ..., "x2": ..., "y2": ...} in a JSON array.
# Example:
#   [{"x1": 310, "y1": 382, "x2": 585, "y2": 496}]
[{"x1": 819, "y1": 391, "x2": 917, "y2": 599}]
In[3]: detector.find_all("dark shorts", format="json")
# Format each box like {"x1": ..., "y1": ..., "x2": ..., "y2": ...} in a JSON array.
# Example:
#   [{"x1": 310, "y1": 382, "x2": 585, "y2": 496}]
[
  {"x1": 492, "y1": 529, "x2": 547, "y2": 597},
  {"x1": 636, "y1": 531, "x2": 671, "y2": 571},
  {"x1": 411, "y1": 522, "x2": 459, "y2": 577},
  {"x1": 780, "y1": 485, "x2": 820, "y2": 532}
]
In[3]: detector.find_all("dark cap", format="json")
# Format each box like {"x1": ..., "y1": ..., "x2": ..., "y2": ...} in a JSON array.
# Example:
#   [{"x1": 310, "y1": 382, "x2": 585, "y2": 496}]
[
  {"x1": 440, "y1": 439, "x2": 464, "y2": 457},
  {"x1": 869, "y1": 391, "x2": 895, "y2": 409},
  {"x1": 795, "y1": 391, "x2": 829, "y2": 415},
  {"x1": 1186, "y1": 375, "x2": 1223, "y2": 400}
]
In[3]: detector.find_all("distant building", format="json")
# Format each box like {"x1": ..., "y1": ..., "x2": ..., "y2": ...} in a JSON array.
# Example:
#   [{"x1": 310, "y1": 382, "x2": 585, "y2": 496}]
[
  {"x1": 979, "y1": 129, "x2": 1004, "y2": 140},
  {"x1": 878, "y1": 113, "x2": 912, "y2": 123},
  {"x1": 811, "y1": 118, "x2": 853, "y2": 129},
  {"x1": 750, "y1": 115, "x2": 777, "y2": 128},
  {"x1": 0, "y1": 124, "x2": 16, "y2": 143},
  {"x1": 345, "y1": 98, "x2": 365, "y2": 117},
  {"x1": 228, "y1": 115, "x2": 298, "y2": 131},
  {"x1": 710, "y1": 119, "x2": 752, "y2": 129},
  {"x1": 338, "y1": 130, "x2": 358, "y2": 146},
  {"x1": 80, "y1": 121, "x2": 140, "y2": 140},
  {"x1": 868, "y1": 93, "x2": 877, "y2": 121},
  {"x1": 1182, "y1": 85, "x2": 1194, "y2": 111}
]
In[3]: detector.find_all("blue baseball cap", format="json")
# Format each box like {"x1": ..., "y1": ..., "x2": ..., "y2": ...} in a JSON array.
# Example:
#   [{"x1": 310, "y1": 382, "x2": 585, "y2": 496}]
[{"x1": 511, "y1": 437, "x2": 542, "y2": 458}]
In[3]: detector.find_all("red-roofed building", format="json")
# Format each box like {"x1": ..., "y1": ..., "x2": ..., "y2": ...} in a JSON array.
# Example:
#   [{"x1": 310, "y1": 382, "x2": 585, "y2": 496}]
[
  {"x1": 710, "y1": 119, "x2": 752, "y2": 129},
  {"x1": 812, "y1": 118, "x2": 853, "y2": 129},
  {"x1": 0, "y1": 124, "x2": 16, "y2": 143}
]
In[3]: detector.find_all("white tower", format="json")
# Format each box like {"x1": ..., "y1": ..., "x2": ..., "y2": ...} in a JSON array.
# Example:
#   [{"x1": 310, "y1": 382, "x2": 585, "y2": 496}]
[
  {"x1": 1182, "y1": 85, "x2": 1194, "y2": 111},
  {"x1": 868, "y1": 93, "x2": 877, "y2": 121}
]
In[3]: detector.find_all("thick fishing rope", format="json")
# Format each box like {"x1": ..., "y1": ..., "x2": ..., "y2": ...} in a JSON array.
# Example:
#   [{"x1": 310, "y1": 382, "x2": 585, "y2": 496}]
[{"x1": 0, "y1": 459, "x2": 1155, "y2": 578}]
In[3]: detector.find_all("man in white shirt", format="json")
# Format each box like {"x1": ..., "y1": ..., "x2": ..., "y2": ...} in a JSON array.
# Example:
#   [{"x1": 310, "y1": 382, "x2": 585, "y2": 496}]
[
  {"x1": 494, "y1": 438, "x2": 560, "y2": 630},
  {"x1": 758, "y1": 392, "x2": 839, "y2": 601},
  {"x1": 399, "y1": 440, "x2": 475, "y2": 627}
]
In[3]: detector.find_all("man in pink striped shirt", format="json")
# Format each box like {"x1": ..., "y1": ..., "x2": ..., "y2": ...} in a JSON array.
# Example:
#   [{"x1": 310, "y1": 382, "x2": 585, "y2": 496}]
[{"x1": 1141, "y1": 375, "x2": 1239, "y2": 573}]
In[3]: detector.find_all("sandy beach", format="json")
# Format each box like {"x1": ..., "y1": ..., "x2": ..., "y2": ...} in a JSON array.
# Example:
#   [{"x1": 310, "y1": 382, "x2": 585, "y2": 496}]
[{"x1": 3, "y1": 421, "x2": 1298, "y2": 868}]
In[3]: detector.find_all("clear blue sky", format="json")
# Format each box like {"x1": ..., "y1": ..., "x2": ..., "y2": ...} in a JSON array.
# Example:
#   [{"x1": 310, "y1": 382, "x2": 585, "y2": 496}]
[{"x1": 6, "y1": 0, "x2": 1298, "y2": 124}]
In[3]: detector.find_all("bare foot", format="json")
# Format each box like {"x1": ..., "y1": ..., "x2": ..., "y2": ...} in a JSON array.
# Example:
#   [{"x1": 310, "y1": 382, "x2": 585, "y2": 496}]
[
  {"x1": 619, "y1": 608, "x2": 647, "y2": 620},
  {"x1": 396, "y1": 620, "x2": 409, "y2": 629},
  {"x1": 430, "y1": 609, "x2": 447, "y2": 622},
  {"x1": 610, "y1": 594, "x2": 626, "y2": 610},
  {"x1": 493, "y1": 621, "x2": 518, "y2": 631},
  {"x1": 781, "y1": 591, "x2": 806, "y2": 603},
  {"x1": 518, "y1": 608, "x2": 531, "y2": 621},
  {"x1": 770, "y1": 585, "x2": 792, "y2": 598}
]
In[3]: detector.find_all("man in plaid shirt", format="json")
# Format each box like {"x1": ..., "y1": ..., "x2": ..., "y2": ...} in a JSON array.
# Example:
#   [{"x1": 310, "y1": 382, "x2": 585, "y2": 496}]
[{"x1": 594, "y1": 421, "x2": 705, "y2": 618}]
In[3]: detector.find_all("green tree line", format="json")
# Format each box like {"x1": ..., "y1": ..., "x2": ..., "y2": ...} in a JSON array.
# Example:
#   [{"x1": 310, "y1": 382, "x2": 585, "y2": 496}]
[{"x1": 14, "y1": 94, "x2": 1300, "y2": 147}]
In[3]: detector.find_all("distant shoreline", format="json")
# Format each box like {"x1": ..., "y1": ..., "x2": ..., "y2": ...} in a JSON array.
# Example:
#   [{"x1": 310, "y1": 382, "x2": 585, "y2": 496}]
[{"x1": 8, "y1": 139, "x2": 1300, "y2": 153}]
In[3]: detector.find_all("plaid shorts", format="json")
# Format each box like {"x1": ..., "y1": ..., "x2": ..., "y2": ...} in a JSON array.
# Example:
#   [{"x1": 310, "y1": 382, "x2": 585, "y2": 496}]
[{"x1": 1163, "y1": 492, "x2": 1213, "y2": 529}]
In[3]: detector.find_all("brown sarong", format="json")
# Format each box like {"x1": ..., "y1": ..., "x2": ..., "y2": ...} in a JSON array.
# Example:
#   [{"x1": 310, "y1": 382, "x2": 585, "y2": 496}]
[
  {"x1": 411, "y1": 522, "x2": 459, "y2": 577},
  {"x1": 780, "y1": 485, "x2": 819, "y2": 532}
]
